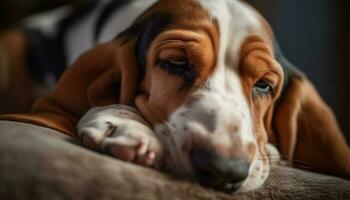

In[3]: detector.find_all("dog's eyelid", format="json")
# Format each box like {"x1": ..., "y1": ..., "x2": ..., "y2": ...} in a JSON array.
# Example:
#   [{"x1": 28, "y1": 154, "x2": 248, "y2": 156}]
[
  {"x1": 157, "y1": 58, "x2": 191, "y2": 69},
  {"x1": 258, "y1": 78, "x2": 273, "y2": 87},
  {"x1": 168, "y1": 59, "x2": 188, "y2": 65},
  {"x1": 159, "y1": 54, "x2": 188, "y2": 63},
  {"x1": 260, "y1": 72, "x2": 279, "y2": 88},
  {"x1": 157, "y1": 49, "x2": 192, "y2": 69},
  {"x1": 157, "y1": 58, "x2": 196, "y2": 90}
]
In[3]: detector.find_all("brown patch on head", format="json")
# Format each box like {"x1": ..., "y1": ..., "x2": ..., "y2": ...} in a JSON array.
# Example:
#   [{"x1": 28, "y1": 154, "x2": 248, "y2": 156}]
[
  {"x1": 137, "y1": 0, "x2": 220, "y2": 84},
  {"x1": 129, "y1": 0, "x2": 220, "y2": 126}
]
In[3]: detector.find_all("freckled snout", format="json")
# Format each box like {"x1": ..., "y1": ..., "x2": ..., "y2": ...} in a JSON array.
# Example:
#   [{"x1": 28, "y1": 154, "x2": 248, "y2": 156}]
[
  {"x1": 190, "y1": 149, "x2": 250, "y2": 193},
  {"x1": 160, "y1": 90, "x2": 257, "y2": 192}
]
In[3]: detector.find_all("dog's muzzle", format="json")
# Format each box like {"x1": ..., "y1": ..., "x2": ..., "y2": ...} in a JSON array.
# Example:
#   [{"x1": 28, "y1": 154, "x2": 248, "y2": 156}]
[
  {"x1": 190, "y1": 148, "x2": 250, "y2": 193},
  {"x1": 157, "y1": 90, "x2": 257, "y2": 193}
]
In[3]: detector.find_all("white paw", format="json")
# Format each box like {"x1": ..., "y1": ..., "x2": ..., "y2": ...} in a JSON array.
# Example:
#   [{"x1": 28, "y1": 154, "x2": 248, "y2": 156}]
[{"x1": 77, "y1": 105, "x2": 163, "y2": 168}]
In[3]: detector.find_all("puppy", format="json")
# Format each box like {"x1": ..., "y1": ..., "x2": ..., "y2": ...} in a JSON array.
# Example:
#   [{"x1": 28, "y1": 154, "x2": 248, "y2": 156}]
[{"x1": 0, "y1": 0, "x2": 349, "y2": 193}]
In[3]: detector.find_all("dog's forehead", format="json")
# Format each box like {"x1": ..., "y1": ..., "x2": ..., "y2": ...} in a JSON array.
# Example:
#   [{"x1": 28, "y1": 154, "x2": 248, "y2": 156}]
[
  {"x1": 143, "y1": 0, "x2": 267, "y2": 66},
  {"x1": 198, "y1": 0, "x2": 265, "y2": 67},
  {"x1": 127, "y1": 0, "x2": 271, "y2": 79}
]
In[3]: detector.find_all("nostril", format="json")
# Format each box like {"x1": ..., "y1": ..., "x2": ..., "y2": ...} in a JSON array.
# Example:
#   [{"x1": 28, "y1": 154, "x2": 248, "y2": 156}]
[{"x1": 190, "y1": 149, "x2": 250, "y2": 191}]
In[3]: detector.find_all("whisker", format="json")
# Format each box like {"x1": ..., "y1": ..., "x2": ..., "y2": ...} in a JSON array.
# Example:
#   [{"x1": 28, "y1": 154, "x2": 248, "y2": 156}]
[{"x1": 258, "y1": 156, "x2": 317, "y2": 171}]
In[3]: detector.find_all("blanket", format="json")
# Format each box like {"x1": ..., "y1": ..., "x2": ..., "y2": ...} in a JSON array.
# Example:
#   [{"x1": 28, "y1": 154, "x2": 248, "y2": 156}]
[{"x1": 0, "y1": 121, "x2": 349, "y2": 200}]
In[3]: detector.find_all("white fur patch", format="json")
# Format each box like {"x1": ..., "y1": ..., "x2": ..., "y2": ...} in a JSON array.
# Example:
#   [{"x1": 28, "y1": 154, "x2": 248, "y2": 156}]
[{"x1": 154, "y1": 0, "x2": 272, "y2": 193}]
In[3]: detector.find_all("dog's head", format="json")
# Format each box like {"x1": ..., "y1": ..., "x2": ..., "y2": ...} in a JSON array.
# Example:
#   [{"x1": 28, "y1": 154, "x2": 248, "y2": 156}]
[
  {"x1": 8, "y1": 0, "x2": 347, "y2": 194},
  {"x1": 81, "y1": 0, "x2": 349, "y2": 193},
  {"x1": 116, "y1": 0, "x2": 283, "y2": 192}
]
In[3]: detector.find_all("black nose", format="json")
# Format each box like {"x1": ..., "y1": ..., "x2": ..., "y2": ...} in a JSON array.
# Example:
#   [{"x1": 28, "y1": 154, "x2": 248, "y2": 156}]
[{"x1": 190, "y1": 149, "x2": 250, "y2": 193}]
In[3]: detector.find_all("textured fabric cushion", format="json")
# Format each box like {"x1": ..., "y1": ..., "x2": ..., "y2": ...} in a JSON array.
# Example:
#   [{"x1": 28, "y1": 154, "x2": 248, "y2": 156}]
[{"x1": 0, "y1": 121, "x2": 349, "y2": 200}]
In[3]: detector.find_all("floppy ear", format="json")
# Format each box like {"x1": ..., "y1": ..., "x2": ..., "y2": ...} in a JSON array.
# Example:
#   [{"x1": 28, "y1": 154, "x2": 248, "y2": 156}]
[
  {"x1": 0, "y1": 11, "x2": 173, "y2": 137},
  {"x1": 86, "y1": 39, "x2": 140, "y2": 106},
  {"x1": 0, "y1": 37, "x2": 141, "y2": 137},
  {"x1": 273, "y1": 45, "x2": 350, "y2": 178}
]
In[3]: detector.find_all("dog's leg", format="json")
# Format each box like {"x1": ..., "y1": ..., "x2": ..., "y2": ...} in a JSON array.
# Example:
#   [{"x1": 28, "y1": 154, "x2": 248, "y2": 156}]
[{"x1": 77, "y1": 105, "x2": 164, "y2": 168}]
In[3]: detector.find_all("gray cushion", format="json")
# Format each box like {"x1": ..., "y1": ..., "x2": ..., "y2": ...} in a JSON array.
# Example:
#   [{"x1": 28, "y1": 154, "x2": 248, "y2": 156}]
[{"x1": 0, "y1": 121, "x2": 349, "y2": 200}]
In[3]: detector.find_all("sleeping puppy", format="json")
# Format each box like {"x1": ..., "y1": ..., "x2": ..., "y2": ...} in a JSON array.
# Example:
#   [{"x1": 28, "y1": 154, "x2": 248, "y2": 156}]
[{"x1": 1, "y1": 0, "x2": 349, "y2": 193}]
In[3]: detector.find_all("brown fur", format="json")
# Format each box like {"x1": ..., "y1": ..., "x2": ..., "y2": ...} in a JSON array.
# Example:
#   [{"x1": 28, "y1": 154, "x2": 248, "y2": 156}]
[
  {"x1": 274, "y1": 76, "x2": 350, "y2": 178},
  {"x1": 238, "y1": 35, "x2": 284, "y2": 164},
  {"x1": 0, "y1": 0, "x2": 217, "y2": 134},
  {"x1": 0, "y1": 0, "x2": 349, "y2": 181}
]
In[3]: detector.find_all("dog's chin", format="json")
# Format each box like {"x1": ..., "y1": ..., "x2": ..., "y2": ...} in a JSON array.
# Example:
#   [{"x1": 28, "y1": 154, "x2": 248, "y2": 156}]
[
  {"x1": 236, "y1": 153, "x2": 270, "y2": 193},
  {"x1": 154, "y1": 123, "x2": 270, "y2": 193}
]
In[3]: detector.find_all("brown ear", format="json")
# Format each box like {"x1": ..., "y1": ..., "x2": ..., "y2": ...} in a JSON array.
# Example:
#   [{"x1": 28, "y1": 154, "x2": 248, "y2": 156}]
[
  {"x1": 87, "y1": 38, "x2": 140, "y2": 107},
  {"x1": 273, "y1": 56, "x2": 350, "y2": 178},
  {"x1": 0, "y1": 38, "x2": 140, "y2": 137}
]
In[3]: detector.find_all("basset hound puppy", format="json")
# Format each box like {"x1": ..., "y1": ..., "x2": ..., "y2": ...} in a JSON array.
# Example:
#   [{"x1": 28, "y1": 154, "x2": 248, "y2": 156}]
[{"x1": 1, "y1": 0, "x2": 349, "y2": 193}]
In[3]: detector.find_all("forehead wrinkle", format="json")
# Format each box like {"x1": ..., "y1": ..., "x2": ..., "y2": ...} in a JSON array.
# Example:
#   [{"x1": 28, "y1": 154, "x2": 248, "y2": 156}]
[
  {"x1": 123, "y1": 0, "x2": 216, "y2": 66},
  {"x1": 138, "y1": 0, "x2": 219, "y2": 90},
  {"x1": 199, "y1": 0, "x2": 264, "y2": 71},
  {"x1": 241, "y1": 48, "x2": 283, "y2": 84}
]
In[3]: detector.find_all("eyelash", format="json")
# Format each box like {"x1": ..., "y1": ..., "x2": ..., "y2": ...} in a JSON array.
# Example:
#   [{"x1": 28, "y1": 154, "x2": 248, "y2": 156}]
[{"x1": 158, "y1": 59, "x2": 192, "y2": 75}]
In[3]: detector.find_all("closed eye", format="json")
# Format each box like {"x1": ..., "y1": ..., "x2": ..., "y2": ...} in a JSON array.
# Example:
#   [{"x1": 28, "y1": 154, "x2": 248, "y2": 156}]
[
  {"x1": 158, "y1": 58, "x2": 196, "y2": 89},
  {"x1": 158, "y1": 59, "x2": 192, "y2": 75}
]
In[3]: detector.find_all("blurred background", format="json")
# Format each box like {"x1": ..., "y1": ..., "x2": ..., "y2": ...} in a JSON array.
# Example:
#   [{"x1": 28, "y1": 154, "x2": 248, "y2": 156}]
[{"x1": 0, "y1": 0, "x2": 349, "y2": 142}]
